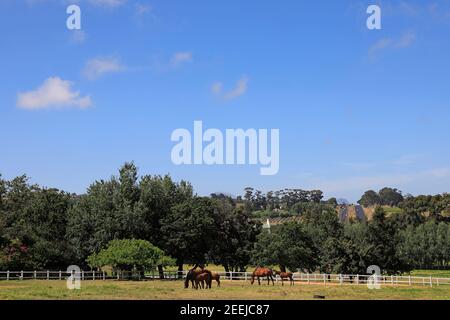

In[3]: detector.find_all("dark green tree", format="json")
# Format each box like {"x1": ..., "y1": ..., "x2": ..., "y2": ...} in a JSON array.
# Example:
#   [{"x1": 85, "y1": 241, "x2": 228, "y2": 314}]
[
  {"x1": 358, "y1": 190, "x2": 380, "y2": 207},
  {"x1": 252, "y1": 222, "x2": 317, "y2": 272}
]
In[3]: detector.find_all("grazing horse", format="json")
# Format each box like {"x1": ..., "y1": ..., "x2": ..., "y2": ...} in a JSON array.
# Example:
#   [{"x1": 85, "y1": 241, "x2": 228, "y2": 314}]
[
  {"x1": 184, "y1": 268, "x2": 212, "y2": 290},
  {"x1": 196, "y1": 272, "x2": 221, "y2": 289},
  {"x1": 195, "y1": 272, "x2": 212, "y2": 289},
  {"x1": 250, "y1": 267, "x2": 274, "y2": 286},
  {"x1": 211, "y1": 272, "x2": 221, "y2": 287},
  {"x1": 274, "y1": 270, "x2": 294, "y2": 286}
]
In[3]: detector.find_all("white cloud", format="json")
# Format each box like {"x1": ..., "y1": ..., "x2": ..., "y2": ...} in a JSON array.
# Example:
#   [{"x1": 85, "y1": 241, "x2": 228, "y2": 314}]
[
  {"x1": 369, "y1": 32, "x2": 416, "y2": 60},
  {"x1": 17, "y1": 77, "x2": 92, "y2": 110},
  {"x1": 212, "y1": 76, "x2": 249, "y2": 101},
  {"x1": 170, "y1": 52, "x2": 193, "y2": 67},
  {"x1": 82, "y1": 56, "x2": 125, "y2": 80}
]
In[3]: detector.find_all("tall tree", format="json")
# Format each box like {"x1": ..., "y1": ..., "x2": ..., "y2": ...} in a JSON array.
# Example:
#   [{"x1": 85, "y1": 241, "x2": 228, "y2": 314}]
[
  {"x1": 358, "y1": 190, "x2": 380, "y2": 207},
  {"x1": 252, "y1": 222, "x2": 317, "y2": 272},
  {"x1": 378, "y1": 187, "x2": 404, "y2": 206}
]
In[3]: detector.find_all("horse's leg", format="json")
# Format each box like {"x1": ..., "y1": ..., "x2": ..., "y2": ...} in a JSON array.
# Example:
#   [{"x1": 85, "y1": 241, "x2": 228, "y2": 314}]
[
  {"x1": 258, "y1": 276, "x2": 261, "y2": 286},
  {"x1": 271, "y1": 275, "x2": 275, "y2": 286},
  {"x1": 281, "y1": 277, "x2": 284, "y2": 286}
]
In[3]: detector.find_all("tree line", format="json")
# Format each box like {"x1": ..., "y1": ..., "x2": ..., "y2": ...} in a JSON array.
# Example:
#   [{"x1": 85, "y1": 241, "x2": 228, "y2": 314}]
[
  {"x1": 0, "y1": 164, "x2": 260, "y2": 274},
  {"x1": 1, "y1": 164, "x2": 450, "y2": 274}
]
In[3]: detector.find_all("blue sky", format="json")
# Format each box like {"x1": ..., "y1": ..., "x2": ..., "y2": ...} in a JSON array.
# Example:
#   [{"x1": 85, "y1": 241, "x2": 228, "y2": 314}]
[{"x1": 1, "y1": 0, "x2": 450, "y2": 202}]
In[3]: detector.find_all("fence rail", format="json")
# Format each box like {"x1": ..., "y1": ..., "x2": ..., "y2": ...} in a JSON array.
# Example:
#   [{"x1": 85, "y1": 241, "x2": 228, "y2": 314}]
[{"x1": 0, "y1": 270, "x2": 449, "y2": 287}]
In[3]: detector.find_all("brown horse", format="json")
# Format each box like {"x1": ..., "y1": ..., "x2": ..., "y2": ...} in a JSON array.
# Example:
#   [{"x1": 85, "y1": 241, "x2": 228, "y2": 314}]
[
  {"x1": 274, "y1": 270, "x2": 294, "y2": 286},
  {"x1": 211, "y1": 272, "x2": 221, "y2": 287},
  {"x1": 195, "y1": 272, "x2": 211, "y2": 289},
  {"x1": 250, "y1": 267, "x2": 274, "y2": 286},
  {"x1": 196, "y1": 272, "x2": 221, "y2": 288},
  {"x1": 184, "y1": 268, "x2": 212, "y2": 290}
]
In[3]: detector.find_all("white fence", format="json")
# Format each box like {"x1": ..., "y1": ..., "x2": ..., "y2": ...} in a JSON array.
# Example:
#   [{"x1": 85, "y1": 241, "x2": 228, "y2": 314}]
[{"x1": 1, "y1": 270, "x2": 450, "y2": 287}]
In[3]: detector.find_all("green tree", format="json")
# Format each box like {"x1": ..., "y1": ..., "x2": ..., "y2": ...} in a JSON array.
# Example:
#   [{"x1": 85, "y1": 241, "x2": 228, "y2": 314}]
[
  {"x1": 358, "y1": 190, "x2": 380, "y2": 207},
  {"x1": 160, "y1": 197, "x2": 216, "y2": 269},
  {"x1": 252, "y1": 222, "x2": 317, "y2": 272},
  {"x1": 67, "y1": 164, "x2": 193, "y2": 271},
  {"x1": 208, "y1": 199, "x2": 261, "y2": 273},
  {"x1": 400, "y1": 221, "x2": 450, "y2": 269},
  {"x1": 0, "y1": 175, "x2": 74, "y2": 270},
  {"x1": 367, "y1": 207, "x2": 411, "y2": 274},
  {"x1": 378, "y1": 187, "x2": 404, "y2": 207},
  {"x1": 87, "y1": 239, "x2": 174, "y2": 278}
]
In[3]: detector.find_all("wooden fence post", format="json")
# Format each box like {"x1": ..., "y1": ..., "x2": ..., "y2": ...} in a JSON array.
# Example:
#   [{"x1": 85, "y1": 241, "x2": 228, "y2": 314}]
[
  {"x1": 34, "y1": 270, "x2": 37, "y2": 280},
  {"x1": 93, "y1": 271, "x2": 95, "y2": 280},
  {"x1": 47, "y1": 270, "x2": 49, "y2": 280},
  {"x1": 6, "y1": 271, "x2": 9, "y2": 281},
  {"x1": 59, "y1": 271, "x2": 62, "y2": 280}
]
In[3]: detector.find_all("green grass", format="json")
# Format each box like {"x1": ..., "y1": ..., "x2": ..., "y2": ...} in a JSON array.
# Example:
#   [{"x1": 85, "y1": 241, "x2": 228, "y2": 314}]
[
  {"x1": 382, "y1": 206, "x2": 404, "y2": 216},
  {"x1": 409, "y1": 270, "x2": 450, "y2": 278},
  {"x1": 0, "y1": 280, "x2": 449, "y2": 300}
]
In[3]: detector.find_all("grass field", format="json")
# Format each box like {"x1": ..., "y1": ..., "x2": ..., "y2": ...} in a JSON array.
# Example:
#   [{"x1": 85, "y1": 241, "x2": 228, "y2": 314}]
[
  {"x1": 410, "y1": 270, "x2": 450, "y2": 278},
  {"x1": 1, "y1": 280, "x2": 449, "y2": 300}
]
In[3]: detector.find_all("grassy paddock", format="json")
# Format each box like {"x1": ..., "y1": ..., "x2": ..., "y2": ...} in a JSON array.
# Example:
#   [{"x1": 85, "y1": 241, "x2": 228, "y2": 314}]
[
  {"x1": 410, "y1": 270, "x2": 450, "y2": 278},
  {"x1": 0, "y1": 280, "x2": 449, "y2": 300}
]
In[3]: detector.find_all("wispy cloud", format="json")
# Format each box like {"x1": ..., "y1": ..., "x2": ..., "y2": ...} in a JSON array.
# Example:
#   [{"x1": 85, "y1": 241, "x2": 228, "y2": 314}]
[
  {"x1": 17, "y1": 77, "x2": 92, "y2": 110},
  {"x1": 212, "y1": 76, "x2": 249, "y2": 101},
  {"x1": 135, "y1": 3, "x2": 152, "y2": 15},
  {"x1": 369, "y1": 32, "x2": 416, "y2": 60},
  {"x1": 395, "y1": 32, "x2": 416, "y2": 48},
  {"x1": 82, "y1": 56, "x2": 126, "y2": 80},
  {"x1": 170, "y1": 52, "x2": 193, "y2": 68},
  {"x1": 88, "y1": 0, "x2": 127, "y2": 7}
]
